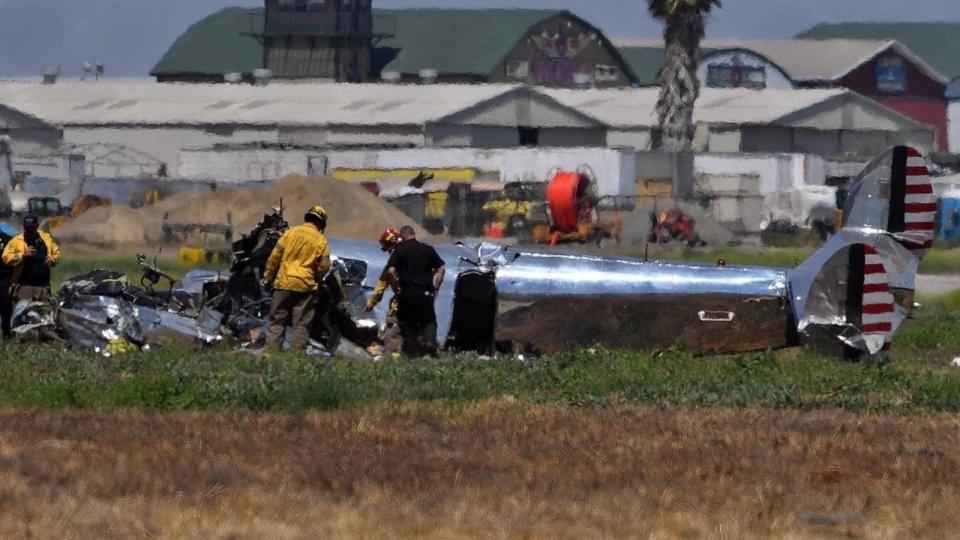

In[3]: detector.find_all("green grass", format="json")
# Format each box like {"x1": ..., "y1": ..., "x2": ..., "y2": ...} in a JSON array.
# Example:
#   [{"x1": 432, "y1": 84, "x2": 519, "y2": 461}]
[
  {"x1": 1, "y1": 299, "x2": 958, "y2": 414},
  {"x1": 53, "y1": 253, "x2": 228, "y2": 290},
  {"x1": 917, "y1": 249, "x2": 960, "y2": 275},
  {"x1": 1, "y1": 343, "x2": 958, "y2": 413}
]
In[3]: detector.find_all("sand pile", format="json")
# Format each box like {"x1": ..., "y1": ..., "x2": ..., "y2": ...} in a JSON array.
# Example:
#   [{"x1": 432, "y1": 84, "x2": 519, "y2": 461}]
[
  {"x1": 55, "y1": 206, "x2": 163, "y2": 247},
  {"x1": 57, "y1": 175, "x2": 425, "y2": 247}
]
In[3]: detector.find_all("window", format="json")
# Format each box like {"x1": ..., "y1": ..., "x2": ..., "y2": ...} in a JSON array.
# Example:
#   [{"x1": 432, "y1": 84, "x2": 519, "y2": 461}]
[
  {"x1": 293, "y1": 0, "x2": 307, "y2": 11},
  {"x1": 594, "y1": 64, "x2": 620, "y2": 82},
  {"x1": 277, "y1": 0, "x2": 294, "y2": 10},
  {"x1": 876, "y1": 55, "x2": 907, "y2": 93},
  {"x1": 519, "y1": 127, "x2": 539, "y2": 147},
  {"x1": 706, "y1": 63, "x2": 766, "y2": 89},
  {"x1": 341, "y1": 0, "x2": 354, "y2": 10},
  {"x1": 506, "y1": 60, "x2": 530, "y2": 79},
  {"x1": 307, "y1": 0, "x2": 325, "y2": 11}
]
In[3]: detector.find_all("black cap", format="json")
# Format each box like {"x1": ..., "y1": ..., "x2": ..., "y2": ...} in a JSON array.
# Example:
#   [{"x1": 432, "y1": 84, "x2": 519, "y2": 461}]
[{"x1": 22, "y1": 214, "x2": 39, "y2": 228}]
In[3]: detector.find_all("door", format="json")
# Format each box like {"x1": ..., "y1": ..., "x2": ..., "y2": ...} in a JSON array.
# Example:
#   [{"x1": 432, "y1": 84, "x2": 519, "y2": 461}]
[{"x1": 307, "y1": 155, "x2": 328, "y2": 177}]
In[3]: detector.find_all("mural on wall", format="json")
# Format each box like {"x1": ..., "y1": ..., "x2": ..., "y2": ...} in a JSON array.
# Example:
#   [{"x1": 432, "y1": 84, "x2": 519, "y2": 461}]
[
  {"x1": 706, "y1": 54, "x2": 766, "y2": 89},
  {"x1": 531, "y1": 26, "x2": 595, "y2": 86},
  {"x1": 516, "y1": 24, "x2": 599, "y2": 86}
]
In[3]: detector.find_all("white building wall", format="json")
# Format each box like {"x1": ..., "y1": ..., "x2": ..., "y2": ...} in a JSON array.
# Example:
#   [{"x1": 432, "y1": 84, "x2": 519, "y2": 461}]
[
  {"x1": 693, "y1": 152, "x2": 834, "y2": 230},
  {"x1": 62, "y1": 126, "x2": 281, "y2": 177},
  {"x1": 0, "y1": 107, "x2": 63, "y2": 156},
  {"x1": 179, "y1": 148, "x2": 315, "y2": 181},
  {"x1": 323, "y1": 126, "x2": 425, "y2": 147},
  {"x1": 707, "y1": 128, "x2": 743, "y2": 153},
  {"x1": 607, "y1": 129, "x2": 652, "y2": 150}
]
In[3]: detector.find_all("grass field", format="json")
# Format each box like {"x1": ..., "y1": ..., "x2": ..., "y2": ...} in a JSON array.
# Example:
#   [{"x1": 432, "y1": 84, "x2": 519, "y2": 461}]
[
  {"x1": 3, "y1": 248, "x2": 957, "y2": 538},
  {"x1": 1, "y1": 324, "x2": 959, "y2": 413}
]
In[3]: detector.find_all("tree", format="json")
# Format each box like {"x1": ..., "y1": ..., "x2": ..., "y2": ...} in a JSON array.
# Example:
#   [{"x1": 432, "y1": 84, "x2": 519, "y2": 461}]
[{"x1": 648, "y1": 0, "x2": 721, "y2": 152}]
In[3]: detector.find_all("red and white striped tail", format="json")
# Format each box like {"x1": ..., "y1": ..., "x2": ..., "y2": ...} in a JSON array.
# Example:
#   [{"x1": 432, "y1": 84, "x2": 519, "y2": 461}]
[
  {"x1": 861, "y1": 245, "x2": 895, "y2": 354},
  {"x1": 897, "y1": 147, "x2": 936, "y2": 257}
]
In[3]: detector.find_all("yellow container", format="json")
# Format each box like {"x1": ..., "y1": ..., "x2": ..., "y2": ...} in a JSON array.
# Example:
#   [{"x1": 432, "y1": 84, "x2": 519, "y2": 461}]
[{"x1": 179, "y1": 246, "x2": 206, "y2": 266}]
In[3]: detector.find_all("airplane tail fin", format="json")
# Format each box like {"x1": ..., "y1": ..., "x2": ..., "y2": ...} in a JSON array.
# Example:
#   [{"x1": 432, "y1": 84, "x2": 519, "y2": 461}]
[
  {"x1": 842, "y1": 145, "x2": 937, "y2": 258},
  {"x1": 789, "y1": 146, "x2": 936, "y2": 360}
]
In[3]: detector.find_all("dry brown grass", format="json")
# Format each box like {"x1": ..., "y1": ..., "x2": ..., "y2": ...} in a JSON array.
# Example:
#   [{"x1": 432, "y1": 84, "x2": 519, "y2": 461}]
[{"x1": 0, "y1": 404, "x2": 958, "y2": 539}]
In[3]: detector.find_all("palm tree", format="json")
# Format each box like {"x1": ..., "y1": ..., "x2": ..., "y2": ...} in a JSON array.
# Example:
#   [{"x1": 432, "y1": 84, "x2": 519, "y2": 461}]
[{"x1": 647, "y1": 0, "x2": 721, "y2": 151}]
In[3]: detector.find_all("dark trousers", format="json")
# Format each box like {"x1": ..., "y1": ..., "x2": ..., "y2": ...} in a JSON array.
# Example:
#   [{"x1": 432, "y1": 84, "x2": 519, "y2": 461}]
[
  {"x1": 265, "y1": 289, "x2": 317, "y2": 352},
  {"x1": 397, "y1": 289, "x2": 438, "y2": 357}
]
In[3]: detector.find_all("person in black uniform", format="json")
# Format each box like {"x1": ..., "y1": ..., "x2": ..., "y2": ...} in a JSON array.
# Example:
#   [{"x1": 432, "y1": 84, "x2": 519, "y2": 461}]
[{"x1": 386, "y1": 226, "x2": 445, "y2": 357}]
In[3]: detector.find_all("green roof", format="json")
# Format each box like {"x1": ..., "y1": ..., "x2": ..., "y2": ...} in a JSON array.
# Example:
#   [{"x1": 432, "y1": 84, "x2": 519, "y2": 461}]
[
  {"x1": 152, "y1": 7, "x2": 264, "y2": 77},
  {"x1": 617, "y1": 47, "x2": 663, "y2": 86},
  {"x1": 372, "y1": 9, "x2": 562, "y2": 76},
  {"x1": 797, "y1": 23, "x2": 960, "y2": 80},
  {"x1": 617, "y1": 46, "x2": 718, "y2": 87},
  {"x1": 152, "y1": 7, "x2": 637, "y2": 83}
]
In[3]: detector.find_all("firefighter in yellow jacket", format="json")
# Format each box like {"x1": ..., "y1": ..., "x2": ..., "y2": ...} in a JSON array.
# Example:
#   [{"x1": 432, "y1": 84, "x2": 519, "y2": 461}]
[
  {"x1": 2, "y1": 214, "x2": 61, "y2": 303},
  {"x1": 365, "y1": 228, "x2": 403, "y2": 358},
  {"x1": 262, "y1": 205, "x2": 331, "y2": 352}
]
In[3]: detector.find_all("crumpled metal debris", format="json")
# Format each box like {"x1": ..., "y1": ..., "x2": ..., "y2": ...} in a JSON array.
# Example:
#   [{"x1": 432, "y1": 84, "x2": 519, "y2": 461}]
[{"x1": 11, "y1": 205, "x2": 377, "y2": 358}]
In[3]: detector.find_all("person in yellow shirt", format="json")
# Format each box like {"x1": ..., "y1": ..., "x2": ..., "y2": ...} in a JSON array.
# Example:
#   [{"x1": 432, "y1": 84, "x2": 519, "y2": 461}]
[
  {"x1": 261, "y1": 205, "x2": 331, "y2": 353},
  {"x1": 2, "y1": 214, "x2": 60, "y2": 303}
]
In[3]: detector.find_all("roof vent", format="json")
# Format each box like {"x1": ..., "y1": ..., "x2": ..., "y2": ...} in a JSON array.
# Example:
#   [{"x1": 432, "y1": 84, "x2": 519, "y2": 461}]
[
  {"x1": 81, "y1": 62, "x2": 104, "y2": 81},
  {"x1": 224, "y1": 72, "x2": 243, "y2": 83},
  {"x1": 253, "y1": 69, "x2": 272, "y2": 87},
  {"x1": 381, "y1": 71, "x2": 401, "y2": 84},
  {"x1": 41, "y1": 66, "x2": 61, "y2": 85},
  {"x1": 419, "y1": 69, "x2": 438, "y2": 85}
]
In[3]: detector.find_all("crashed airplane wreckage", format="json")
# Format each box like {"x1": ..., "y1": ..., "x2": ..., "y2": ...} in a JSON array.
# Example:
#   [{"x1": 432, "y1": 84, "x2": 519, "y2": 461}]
[{"x1": 15, "y1": 146, "x2": 935, "y2": 361}]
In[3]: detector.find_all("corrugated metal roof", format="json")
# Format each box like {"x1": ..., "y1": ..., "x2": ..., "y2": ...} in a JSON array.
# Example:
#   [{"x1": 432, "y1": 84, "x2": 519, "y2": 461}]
[
  {"x1": 798, "y1": 23, "x2": 960, "y2": 80},
  {"x1": 612, "y1": 38, "x2": 946, "y2": 84},
  {"x1": 0, "y1": 81, "x2": 524, "y2": 127},
  {"x1": 0, "y1": 81, "x2": 926, "y2": 133},
  {"x1": 545, "y1": 87, "x2": 883, "y2": 128},
  {"x1": 372, "y1": 9, "x2": 563, "y2": 77},
  {"x1": 153, "y1": 7, "x2": 564, "y2": 79},
  {"x1": 153, "y1": 8, "x2": 638, "y2": 85}
]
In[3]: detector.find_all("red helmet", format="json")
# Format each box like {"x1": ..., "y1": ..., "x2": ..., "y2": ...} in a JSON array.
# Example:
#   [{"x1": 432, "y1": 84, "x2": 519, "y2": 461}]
[{"x1": 379, "y1": 228, "x2": 402, "y2": 252}]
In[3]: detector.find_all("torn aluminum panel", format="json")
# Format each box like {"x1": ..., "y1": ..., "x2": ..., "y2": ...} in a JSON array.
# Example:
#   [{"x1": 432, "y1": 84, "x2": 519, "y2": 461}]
[
  {"x1": 136, "y1": 306, "x2": 223, "y2": 347},
  {"x1": 56, "y1": 295, "x2": 144, "y2": 354},
  {"x1": 12, "y1": 300, "x2": 58, "y2": 341},
  {"x1": 173, "y1": 269, "x2": 231, "y2": 299}
]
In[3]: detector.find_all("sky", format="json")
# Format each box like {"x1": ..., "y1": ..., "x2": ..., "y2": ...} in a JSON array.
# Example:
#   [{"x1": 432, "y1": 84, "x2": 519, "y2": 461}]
[{"x1": 1, "y1": 0, "x2": 958, "y2": 77}]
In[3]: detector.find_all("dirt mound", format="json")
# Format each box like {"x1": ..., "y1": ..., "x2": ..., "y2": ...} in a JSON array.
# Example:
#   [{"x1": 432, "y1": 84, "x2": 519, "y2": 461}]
[
  {"x1": 57, "y1": 175, "x2": 424, "y2": 247},
  {"x1": 55, "y1": 205, "x2": 162, "y2": 247}
]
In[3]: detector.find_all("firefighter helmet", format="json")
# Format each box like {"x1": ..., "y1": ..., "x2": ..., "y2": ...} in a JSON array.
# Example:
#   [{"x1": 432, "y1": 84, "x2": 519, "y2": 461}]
[
  {"x1": 379, "y1": 228, "x2": 402, "y2": 252},
  {"x1": 304, "y1": 204, "x2": 327, "y2": 229}
]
